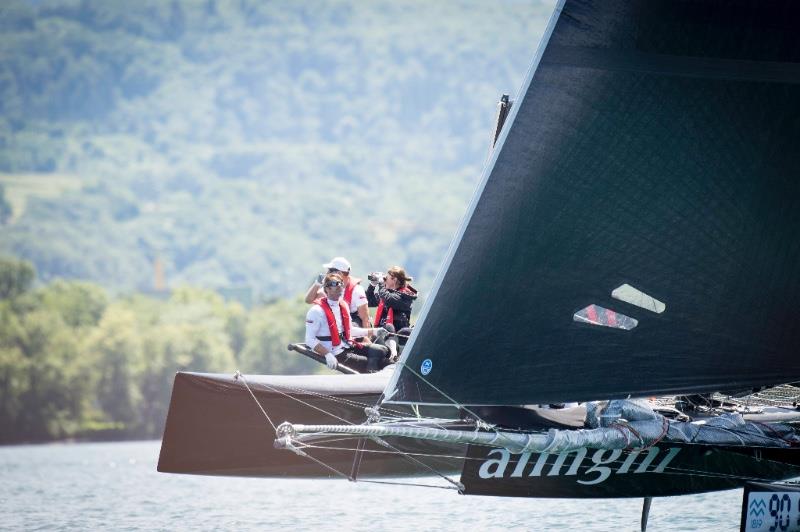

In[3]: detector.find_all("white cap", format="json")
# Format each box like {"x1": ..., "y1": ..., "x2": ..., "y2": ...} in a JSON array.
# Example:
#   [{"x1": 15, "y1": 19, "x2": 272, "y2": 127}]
[{"x1": 322, "y1": 256, "x2": 351, "y2": 272}]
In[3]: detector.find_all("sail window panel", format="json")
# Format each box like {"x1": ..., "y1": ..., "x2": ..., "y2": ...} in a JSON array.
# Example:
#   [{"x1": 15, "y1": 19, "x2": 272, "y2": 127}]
[
  {"x1": 611, "y1": 284, "x2": 666, "y2": 314},
  {"x1": 574, "y1": 305, "x2": 638, "y2": 331}
]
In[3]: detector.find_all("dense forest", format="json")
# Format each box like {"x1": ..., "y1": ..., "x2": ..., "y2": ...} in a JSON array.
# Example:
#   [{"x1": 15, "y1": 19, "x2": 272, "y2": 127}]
[
  {"x1": 0, "y1": 0, "x2": 552, "y2": 297},
  {"x1": 0, "y1": 256, "x2": 317, "y2": 443}
]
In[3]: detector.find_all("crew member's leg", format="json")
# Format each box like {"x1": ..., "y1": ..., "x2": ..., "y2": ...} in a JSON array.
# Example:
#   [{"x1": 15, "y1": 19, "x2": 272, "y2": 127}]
[
  {"x1": 346, "y1": 343, "x2": 390, "y2": 372},
  {"x1": 380, "y1": 324, "x2": 399, "y2": 361},
  {"x1": 338, "y1": 350, "x2": 369, "y2": 373}
]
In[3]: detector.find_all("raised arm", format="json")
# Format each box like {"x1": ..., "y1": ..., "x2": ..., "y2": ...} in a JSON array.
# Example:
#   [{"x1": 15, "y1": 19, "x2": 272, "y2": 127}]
[{"x1": 304, "y1": 276, "x2": 324, "y2": 304}]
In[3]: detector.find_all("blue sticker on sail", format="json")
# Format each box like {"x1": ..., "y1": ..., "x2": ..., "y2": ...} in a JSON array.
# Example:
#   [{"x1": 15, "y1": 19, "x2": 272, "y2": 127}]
[{"x1": 420, "y1": 359, "x2": 432, "y2": 375}]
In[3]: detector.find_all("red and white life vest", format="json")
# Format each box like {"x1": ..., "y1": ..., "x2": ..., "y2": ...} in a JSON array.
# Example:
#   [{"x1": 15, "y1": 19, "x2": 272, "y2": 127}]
[
  {"x1": 343, "y1": 277, "x2": 361, "y2": 308},
  {"x1": 316, "y1": 298, "x2": 351, "y2": 347}
]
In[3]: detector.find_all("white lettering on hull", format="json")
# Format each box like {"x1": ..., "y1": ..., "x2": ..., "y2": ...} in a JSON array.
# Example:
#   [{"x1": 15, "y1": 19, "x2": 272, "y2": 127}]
[{"x1": 477, "y1": 446, "x2": 682, "y2": 485}]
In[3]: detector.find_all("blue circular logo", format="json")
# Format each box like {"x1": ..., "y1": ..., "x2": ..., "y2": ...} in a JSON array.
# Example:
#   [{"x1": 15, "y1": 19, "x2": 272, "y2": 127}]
[{"x1": 420, "y1": 359, "x2": 433, "y2": 375}]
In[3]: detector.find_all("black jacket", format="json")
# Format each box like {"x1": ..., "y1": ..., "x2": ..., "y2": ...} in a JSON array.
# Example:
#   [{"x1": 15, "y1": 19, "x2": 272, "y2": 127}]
[{"x1": 367, "y1": 283, "x2": 417, "y2": 329}]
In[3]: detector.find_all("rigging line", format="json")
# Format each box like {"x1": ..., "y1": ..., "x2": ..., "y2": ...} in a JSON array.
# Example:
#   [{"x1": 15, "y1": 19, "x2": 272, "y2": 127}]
[
  {"x1": 271, "y1": 380, "x2": 401, "y2": 414},
  {"x1": 657, "y1": 464, "x2": 799, "y2": 484},
  {"x1": 394, "y1": 362, "x2": 501, "y2": 435},
  {"x1": 288, "y1": 432, "x2": 463, "y2": 488},
  {"x1": 286, "y1": 445, "x2": 355, "y2": 482},
  {"x1": 235, "y1": 371, "x2": 277, "y2": 432},
  {"x1": 253, "y1": 380, "x2": 356, "y2": 426},
  {"x1": 357, "y1": 479, "x2": 460, "y2": 491},
  {"x1": 264, "y1": 380, "x2": 410, "y2": 419},
  {"x1": 284, "y1": 439, "x2": 462, "y2": 489},
  {"x1": 240, "y1": 374, "x2": 423, "y2": 426},
  {"x1": 367, "y1": 435, "x2": 464, "y2": 491}
]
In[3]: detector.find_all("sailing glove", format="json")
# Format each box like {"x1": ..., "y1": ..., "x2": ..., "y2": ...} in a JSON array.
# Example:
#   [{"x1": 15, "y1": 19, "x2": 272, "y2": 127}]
[
  {"x1": 325, "y1": 352, "x2": 337, "y2": 369},
  {"x1": 374, "y1": 327, "x2": 389, "y2": 342}
]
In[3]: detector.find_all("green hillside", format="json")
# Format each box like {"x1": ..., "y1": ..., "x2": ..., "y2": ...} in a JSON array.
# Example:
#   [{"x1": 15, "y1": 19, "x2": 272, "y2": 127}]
[{"x1": 0, "y1": 0, "x2": 553, "y2": 297}]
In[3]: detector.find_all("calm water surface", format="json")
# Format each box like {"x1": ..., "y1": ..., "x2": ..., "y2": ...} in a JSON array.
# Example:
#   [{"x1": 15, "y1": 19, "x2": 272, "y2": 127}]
[{"x1": 1, "y1": 440, "x2": 746, "y2": 531}]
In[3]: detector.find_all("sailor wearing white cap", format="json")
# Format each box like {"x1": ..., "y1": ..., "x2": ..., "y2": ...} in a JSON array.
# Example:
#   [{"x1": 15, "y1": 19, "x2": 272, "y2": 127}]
[
  {"x1": 305, "y1": 272, "x2": 390, "y2": 373},
  {"x1": 304, "y1": 256, "x2": 371, "y2": 328}
]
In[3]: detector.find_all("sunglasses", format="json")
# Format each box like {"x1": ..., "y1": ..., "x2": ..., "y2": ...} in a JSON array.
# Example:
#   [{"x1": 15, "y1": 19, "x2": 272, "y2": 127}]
[
  {"x1": 324, "y1": 281, "x2": 344, "y2": 288},
  {"x1": 328, "y1": 268, "x2": 348, "y2": 274}
]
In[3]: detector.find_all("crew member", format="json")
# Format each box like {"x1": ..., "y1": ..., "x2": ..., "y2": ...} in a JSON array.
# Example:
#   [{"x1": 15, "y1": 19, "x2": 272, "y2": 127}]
[
  {"x1": 305, "y1": 273, "x2": 389, "y2": 373},
  {"x1": 367, "y1": 266, "x2": 417, "y2": 360},
  {"x1": 304, "y1": 256, "x2": 370, "y2": 327}
]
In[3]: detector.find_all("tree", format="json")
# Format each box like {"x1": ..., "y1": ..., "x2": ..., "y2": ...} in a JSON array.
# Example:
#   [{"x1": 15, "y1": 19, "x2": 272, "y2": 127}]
[
  {"x1": 0, "y1": 185, "x2": 11, "y2": 224},
  {"x1": 238, "y1": 297, "x2": 318, "y2": 375},
  {"x1": 85, "y1": 307, "x2": 144, "y2": 429},
  {"x1": 0, "y1": 257, "x2": 34, "y2": 300},
  {"x1": 38, "y1": 280, "x2": 108, "y2": 328},
  {"x1": 8, "y1": 308, "x2": 85, "y2": 441}
]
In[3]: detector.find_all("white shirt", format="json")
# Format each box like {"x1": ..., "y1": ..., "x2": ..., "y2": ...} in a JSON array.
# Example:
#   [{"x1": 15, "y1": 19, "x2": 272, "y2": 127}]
[
  {"x1": 305, "y1": 298, "x2": 369, "y2": 355},
  {"x1": 347, "y1": 283, "x2": 368, "y2": 314}
]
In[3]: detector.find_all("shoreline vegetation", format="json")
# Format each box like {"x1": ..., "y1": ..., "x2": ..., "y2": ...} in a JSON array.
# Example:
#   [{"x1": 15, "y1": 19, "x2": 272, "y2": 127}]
[{"x1": 0, "y1": 256, "x2": 318, "y2": 445}]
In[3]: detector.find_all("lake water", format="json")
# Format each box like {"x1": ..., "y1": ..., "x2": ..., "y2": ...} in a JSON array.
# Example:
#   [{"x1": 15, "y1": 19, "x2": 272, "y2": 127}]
[{"x1": 1, "y1": 440, "x2": 748, "y2": 531}]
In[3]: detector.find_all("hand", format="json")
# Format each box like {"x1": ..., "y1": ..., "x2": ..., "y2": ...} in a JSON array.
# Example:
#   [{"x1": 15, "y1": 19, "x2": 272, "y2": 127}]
[
  {"x1": 316, "y1": 273, "x2": 324, "y2": 285},
  {"x1": 324, "y1": 352, "x2": 337, "y2": 369},
  {"x1": 374, "y1": 327, "x2": 389, "y2": 342}
]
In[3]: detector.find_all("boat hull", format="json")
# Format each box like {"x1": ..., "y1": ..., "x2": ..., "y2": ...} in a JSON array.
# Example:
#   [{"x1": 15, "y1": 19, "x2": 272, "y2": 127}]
[
  {"x1": 461, "y1": 442, "x2": 800, "y2": 498},
  {"x1": 157, "y1": 371, "x2": 465, "y2": 478}
]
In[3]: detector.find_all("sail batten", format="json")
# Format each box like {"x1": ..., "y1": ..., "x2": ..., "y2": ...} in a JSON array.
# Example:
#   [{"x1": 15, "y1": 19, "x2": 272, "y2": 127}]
[{"x1": 384, "y1": 0, "x2": 800, "y2": 407}]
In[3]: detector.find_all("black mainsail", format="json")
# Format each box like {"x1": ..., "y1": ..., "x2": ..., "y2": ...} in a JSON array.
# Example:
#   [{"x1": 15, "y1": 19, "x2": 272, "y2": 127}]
[{"x1": 384, "y1": 0, "x2": 800, "y2": 407}]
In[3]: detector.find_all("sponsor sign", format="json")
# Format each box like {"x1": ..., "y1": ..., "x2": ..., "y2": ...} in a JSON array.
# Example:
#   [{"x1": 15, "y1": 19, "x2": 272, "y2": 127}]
[
  {"x1": 461, "y1": 444, "x2": 683, "y2": 498},
  {"x1": 741, "y1": 482, "x2": 800, "y2": 532}
]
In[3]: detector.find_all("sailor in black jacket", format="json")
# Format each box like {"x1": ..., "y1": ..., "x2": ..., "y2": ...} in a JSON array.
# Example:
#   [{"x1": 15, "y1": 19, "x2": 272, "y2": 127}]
[{"x1": 367, "y1": 266, "x2": 417, "y2": 360}]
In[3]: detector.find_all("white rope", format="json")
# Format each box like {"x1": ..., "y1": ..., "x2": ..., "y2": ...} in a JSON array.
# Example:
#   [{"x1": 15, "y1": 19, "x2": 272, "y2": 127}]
[
  {"x1": 235, "y1": 371, "x2": 277, "y2": 432},
  {"x1": 252, "y1": 380, "x2": 356, "y2": 426},
  {"x1": 289, "y1": 435, "x2": 463, "y2": 490},
  {"x1": 357, "y1": 479, "x2": 460, "y2": 491},
  {"x1": 368, "y1": 436, "x2": 464, "y2": 491}
]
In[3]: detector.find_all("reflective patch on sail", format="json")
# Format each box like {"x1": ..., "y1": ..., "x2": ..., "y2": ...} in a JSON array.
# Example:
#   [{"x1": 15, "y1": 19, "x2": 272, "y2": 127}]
[
  {"x1": 611, "y1": 284, "x2": 666, "y2": 314},
  {"x1": 574, "y1": 305, "x2": 638, "y2": 331}
]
